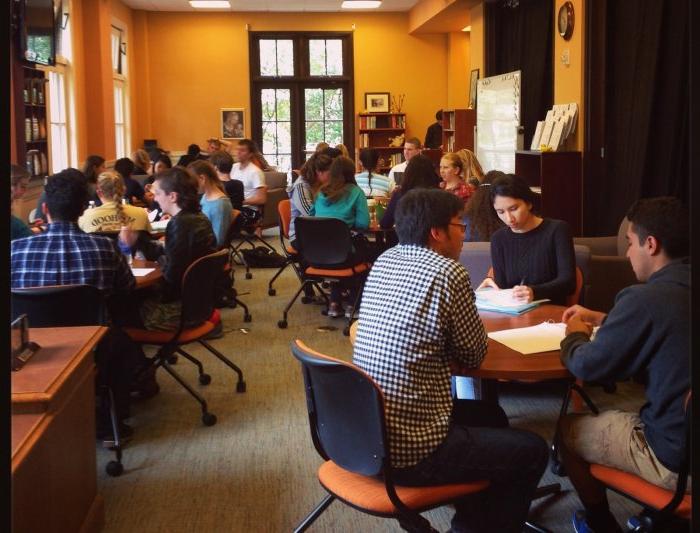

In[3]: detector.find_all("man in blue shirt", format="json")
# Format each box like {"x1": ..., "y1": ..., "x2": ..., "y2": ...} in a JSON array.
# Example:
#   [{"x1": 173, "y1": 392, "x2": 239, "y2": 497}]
[{"x1": 558, "y1": 197, "x2": 690, "y2": 533}]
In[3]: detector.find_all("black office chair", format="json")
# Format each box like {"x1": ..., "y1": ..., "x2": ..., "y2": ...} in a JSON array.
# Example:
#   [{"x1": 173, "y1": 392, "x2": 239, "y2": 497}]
[
  {"x1": 278, "y1": 217, "x2": 370, "y2": 336},
  {"x1": 11, "y1": 285, "x2": 124, "y2": 477},
  {"x1": 123, "y1": 250, "x2": 246, "y2": 426}
]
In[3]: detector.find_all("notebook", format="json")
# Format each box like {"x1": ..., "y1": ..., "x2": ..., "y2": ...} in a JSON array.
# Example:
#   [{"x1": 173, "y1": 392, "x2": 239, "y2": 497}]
[
  {"x1": 475, "y1": 288, "x2": 549, "y2": 316},
  {"x1": 488, "y1": 321, "x2": 599, "y2": 355}
]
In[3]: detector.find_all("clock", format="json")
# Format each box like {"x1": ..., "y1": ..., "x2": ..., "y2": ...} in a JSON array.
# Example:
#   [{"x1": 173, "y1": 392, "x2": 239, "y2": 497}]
[{"x1": 558, "y1": 1, "x2": 574, "y2": 40}]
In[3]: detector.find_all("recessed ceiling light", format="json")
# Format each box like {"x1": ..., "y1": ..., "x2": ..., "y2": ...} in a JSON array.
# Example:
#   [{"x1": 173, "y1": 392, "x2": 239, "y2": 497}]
[
  {"x1": 189, "y1": 1, "x2": 230, "y2": 8},
  {"x1": 341, "y1": 1, "x2": 382, "y2": 9},
  {"x1": 462, "y1": 26, "x2": 472, "y2": 32}
]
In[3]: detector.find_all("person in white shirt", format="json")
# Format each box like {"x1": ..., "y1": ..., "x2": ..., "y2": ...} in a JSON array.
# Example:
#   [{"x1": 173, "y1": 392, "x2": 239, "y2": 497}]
[
  {"x1": 232, "y1": 139, "x2": 267, "y2": 232},
  {"x1": 388, "y1": 137, "x2": 422, "y2": 186}
]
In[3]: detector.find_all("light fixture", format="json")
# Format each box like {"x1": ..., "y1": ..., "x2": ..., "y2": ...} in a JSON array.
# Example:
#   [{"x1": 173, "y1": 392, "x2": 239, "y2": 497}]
[
  {"x1": 462, "y1": 25, "x2": 471, "y2": 32},
  {"x1": 189, "y1": 1, "x2": 231, "y2": 8},
  {"x1": 341, "y1": 1, "x2": 382, "y2": 9}
]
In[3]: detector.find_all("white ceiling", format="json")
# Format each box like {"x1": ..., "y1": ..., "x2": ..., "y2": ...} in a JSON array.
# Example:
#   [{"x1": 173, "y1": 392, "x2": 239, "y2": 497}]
[{"x1": 121, "y1": 0, "x2": 419, "y2": 12}]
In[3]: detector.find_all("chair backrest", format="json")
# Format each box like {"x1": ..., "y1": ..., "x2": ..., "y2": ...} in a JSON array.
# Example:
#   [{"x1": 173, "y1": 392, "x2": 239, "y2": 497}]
[
  {"x1": 295, "y1": 216, "x2": 353, "y2": 267},
  {"x1": 459, "y1": 242, "x2": 491, "y2": 285},
  {"x1": 278, "y1": 199, "x2": 292, "y2": 240},
  {"x1": 616, "y1": 217, "x2": 630, "y2": 257},
  {"x1": 11, "y1": 285, "x2": 106, "y2": 327},
  {"x1": 291, "y1": 340, "x2": 387, "y2": 476},
  {"x1": 261, "y1": 171, "x2": 289, "y2": 228},
  {"x1": 179, "y1": 249, "x2": 229, "y2": 327}
]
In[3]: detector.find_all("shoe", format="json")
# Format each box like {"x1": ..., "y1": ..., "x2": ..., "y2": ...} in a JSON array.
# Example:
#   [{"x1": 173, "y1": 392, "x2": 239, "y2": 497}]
[
  {"x1": 344, "y1": 305, "x2": 358, "y2": 319},
  {"x1": 327, "y1": 303, "x2": 343, "y2": 318},
  {"x1": 572, "y1": 510, "x2": 594, "y2": 533},
  {"x1": 131, "y1": 366, "x2": 160, "y2": 400}
]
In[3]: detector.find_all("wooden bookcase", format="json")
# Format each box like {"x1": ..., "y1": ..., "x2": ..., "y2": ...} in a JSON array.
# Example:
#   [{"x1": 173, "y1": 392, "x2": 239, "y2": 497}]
[
  {"x1": 515, "y1": 150, "x2": 582, "y2": 236},
  {"x1": 442, "y1": 109, "x2": 475, "y2": 152},
  {"x1": 357, "y1": 112, "x2": 406, "y2": 173},
  {"x1": 13, "y1": 63, "x2": 50, "y2": 183}
]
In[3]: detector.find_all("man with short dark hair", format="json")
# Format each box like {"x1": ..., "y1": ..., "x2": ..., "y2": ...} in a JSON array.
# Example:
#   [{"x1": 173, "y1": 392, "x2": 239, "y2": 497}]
[
  {"x1": 424, "y1": 109, "x2": 443, "y2": 149},
  {"x1": 558, "y1": 197, "x2": 690, "y2": 533},
  {"x1": 353, "y1": 188, "x2": 549, "y2": 533},
  {"x1": 388, "y1": 137, "x2": 422, "y2": 185}
]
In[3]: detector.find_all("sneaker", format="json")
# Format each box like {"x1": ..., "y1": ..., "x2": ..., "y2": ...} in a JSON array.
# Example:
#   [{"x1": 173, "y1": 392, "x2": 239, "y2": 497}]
[
  {"x1": 572, "y1": 510, "x2": 594, "y2": 533},
  {"x1": 344, "y1": 305, "x2": 358, "y2": 319},
  {"x1": 327, "y1": 303, "x2": 343, "y2": 318}
]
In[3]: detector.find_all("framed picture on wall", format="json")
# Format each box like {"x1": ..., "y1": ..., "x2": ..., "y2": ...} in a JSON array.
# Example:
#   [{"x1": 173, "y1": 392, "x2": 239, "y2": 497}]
[
  {"x1": 469, "y1": 69, "x2": 479, "y2": 109},
  {"x1": 364, "y1": 92, "x2": 390, "y2": 113},
  {"x1": 221, "y1": 108, "x2": 245, "y2": 139}
]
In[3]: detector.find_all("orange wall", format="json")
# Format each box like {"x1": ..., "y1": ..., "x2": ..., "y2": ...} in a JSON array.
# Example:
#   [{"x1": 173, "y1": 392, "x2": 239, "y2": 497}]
[
  {"x1": 553, "y1": 0, "x2": 584, "y2": 150},
  {"x1": 447, "y1": 31, "x2": 470, "y2": 109},
  {"x1": 469, "y1": 3, "x2": 484, "y2": 78},
  {"x1": 131, "y1": 12, "x2": 448, "y2": 152}
]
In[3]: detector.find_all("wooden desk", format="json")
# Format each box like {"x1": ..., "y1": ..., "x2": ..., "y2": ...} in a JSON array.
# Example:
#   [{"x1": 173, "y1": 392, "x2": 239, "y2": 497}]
[
  {"x1": 456, "y1": 305, "x2": 571, "y2": 380},
  {"x1": 11, "y1": 326, "x2": 108, "y2": 533},
  {"x1": 132, "y1": 258, "x2": 162, "y2": 289}
]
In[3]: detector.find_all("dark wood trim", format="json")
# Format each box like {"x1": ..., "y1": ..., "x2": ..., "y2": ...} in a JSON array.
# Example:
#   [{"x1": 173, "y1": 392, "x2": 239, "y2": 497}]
[{"x1": 249, "y1": 31, "x2": 354, "y2": 170}]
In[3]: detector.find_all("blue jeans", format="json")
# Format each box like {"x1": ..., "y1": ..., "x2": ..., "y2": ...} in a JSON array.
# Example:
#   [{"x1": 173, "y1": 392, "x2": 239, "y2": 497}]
[{"x1": 392, "y1": 400, "x2": 549, "y2": 533}]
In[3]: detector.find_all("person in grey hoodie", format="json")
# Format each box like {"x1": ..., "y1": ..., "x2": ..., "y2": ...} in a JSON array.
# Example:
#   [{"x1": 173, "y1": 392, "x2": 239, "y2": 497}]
[{"x1": 557, "y1": 197, "x2": 690, "y2": 533}]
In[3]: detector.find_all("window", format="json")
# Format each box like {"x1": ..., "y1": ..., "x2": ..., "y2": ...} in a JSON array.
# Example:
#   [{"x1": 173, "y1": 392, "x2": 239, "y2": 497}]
[
  {"x1": 112, "y1": 22, "x2": 129, "y2": 158},
  {"x1": 48, "y1": 71, "x2": 69, "y2": 174},
  {"x1": 250, "y1": 33, "x2": 354, "y2": 172}
]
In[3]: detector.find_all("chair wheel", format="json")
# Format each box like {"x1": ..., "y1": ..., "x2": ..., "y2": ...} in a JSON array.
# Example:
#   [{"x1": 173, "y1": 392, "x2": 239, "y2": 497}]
[
  {"x1": 277, "y1": 320, "x2": 287, "y2": 329},
  {"x1": 301, "y1": 296, "x2": 312, "y2": 304},
  {"x1": 244, "y1": 314, "x2": 252, "y2": 322},
  {"x1": 343, "y1": 327, "x2": 350, "y2": 336},
  {"x1": 245, "y1": 272, "x2": 253, "y2": 279},
  {"x1": 167, "y1": 354, "x2": 178, "y2": 364},
  {"x1": 268, "y1": 288, "x2": 276, "y2": 296},
  {"x1": 550, "y1": 460, "x2": 566, "y2": 476},
  {"x1": 106, "y1": 461, "x2": 124, "y2": 477},
  {"x1": 236, "y1": 381, "x2": 247, "y2": 393},
  {"x1": 202, "y1": 413, "x2": 217, "y2": 426},
  {"x1": 199, "y1": 373, "x2": 211, "y2": 385}
]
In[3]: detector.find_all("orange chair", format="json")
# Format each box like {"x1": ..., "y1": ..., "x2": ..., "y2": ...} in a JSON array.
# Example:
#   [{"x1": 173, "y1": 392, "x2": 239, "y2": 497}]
[
  {"x1": 124, "y1": 250, "x2": 246, "y2": 426},
  {"x1": 278, "y1": 216, "x2": 369, "y2": 336},
  {"x1": 267, "y1": 199, "x2": 305, "y2": 297},
  {"x1": 589, "y1": 392, "x2": 692, "y2": 531}
]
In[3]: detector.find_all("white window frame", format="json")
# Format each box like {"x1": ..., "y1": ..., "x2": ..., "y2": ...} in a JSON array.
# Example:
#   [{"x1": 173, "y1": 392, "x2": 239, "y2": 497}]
[{"x1": 111, "y1": 20, "x2": 130, "y2": 159}]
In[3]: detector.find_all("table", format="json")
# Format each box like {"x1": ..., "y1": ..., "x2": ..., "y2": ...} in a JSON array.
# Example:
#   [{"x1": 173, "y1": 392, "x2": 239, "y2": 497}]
[
  {"x1": 456, "y1": 305, "x2": 571, "y2": 380},
  {"x1": 11, "y1": 326, "x2": 108, "y2": 533},
  {"x1": 132, "y1": 258, "x2": 162, "y2": 289}
]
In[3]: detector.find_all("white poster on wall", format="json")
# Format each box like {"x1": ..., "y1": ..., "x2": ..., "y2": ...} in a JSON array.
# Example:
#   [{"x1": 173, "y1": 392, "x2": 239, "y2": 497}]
[{"x1": 476, "y1": 70, "x2": 521, "y2": 174}]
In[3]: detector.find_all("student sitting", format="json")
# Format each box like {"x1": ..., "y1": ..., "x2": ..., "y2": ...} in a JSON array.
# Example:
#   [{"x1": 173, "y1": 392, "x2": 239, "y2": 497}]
[
  {"x1": 209, "y1": 150, "x2": 244, "y2": 211},
  {"x1": 189, "y1": 159, "x2": 233, "y2": 248},
  {"x1": 462, "y1": 170, "x2": 506, "y2": 242},
  {"x1": 132, "y1": 148, "x2": 152, "y2": 177},
  {"x1": 355, "y1": 148, "x2": 395, "y2": 198},
  {"x1": 558, "y1": 197, "x2": 690, "y2": 533},
  {"x1": 288, "y1": 151, "x2": 331, "y2": 250},
  {"x1": 310, "y1": 156, "x2": 370, "y2": 317},
  {"x1": 477, "y1": 173, "x2": 576, "y2": 305},
  {"x1": 456, "y1": 148, "x2": 486, "y2": 185},
  {"x1": 232, "y1": 139, "x2": 267, "y2": 228},
  {"x1": 177, "y1": 143, "x2": 207, "y2": 167},
  {"x1": 114, "y1": 157, "x2": 147, "y2": 205},
  {"x1": 120, "y1": 167, "x2": 217, "y2": 332},
  {"x1": 11, "y1": 164, "x2": 34, "y2": 241},
  {"x1": 440, "y1": 152, "x2": 475, "y2": 205},
  {"x1": 380, "y1": 153, "x2": 441, "y2": 230},
  {"x1": 78, "y1": 170, "x2": 152, "y2": 239}
]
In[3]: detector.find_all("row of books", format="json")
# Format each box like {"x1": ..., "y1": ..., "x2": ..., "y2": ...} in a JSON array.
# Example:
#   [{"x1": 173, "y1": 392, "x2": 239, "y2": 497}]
[
  {"x1": 359, "y1": 115, "x2": 405, "y2": 129},
  {"x1": 445, "y1": 134, "x2": 455, "y2": 152},
  {"x1": 444, "y1": 112, "x2": 456, "y2": 130}
]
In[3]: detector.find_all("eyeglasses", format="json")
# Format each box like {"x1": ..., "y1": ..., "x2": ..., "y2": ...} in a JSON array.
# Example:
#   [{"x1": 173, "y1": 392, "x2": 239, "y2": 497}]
[{"x1": 449, "y1": 222, "x2": 467, "y2": 233}]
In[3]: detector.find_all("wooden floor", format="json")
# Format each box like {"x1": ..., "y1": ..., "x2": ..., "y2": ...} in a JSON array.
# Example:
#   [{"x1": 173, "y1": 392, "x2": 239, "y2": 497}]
[{"x1": 96, "y1": 233, "x2": 647, "y2": 532}]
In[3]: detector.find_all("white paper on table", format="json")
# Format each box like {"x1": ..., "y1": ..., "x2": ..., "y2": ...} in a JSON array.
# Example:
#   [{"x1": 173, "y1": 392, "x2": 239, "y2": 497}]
[
  {"x1": 151, "y1": 219, "x2": 169, "y2": 231},
  {"x1": 131, "y1": 268, "x2": 155, "y2": 277},
  {"x1": 488, "y1": 321, "x2": 599, "y2": 355},
  {"x1": 147, "y1": 209, "x2": 159, "y2": 222},
  {"x1": 476, "y1": 288, "x2": 548, "y2": 309}
]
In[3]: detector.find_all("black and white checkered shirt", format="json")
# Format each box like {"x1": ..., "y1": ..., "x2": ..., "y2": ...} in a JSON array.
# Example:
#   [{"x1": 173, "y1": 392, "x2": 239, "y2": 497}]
[{"x1": 353, "y1": 245, "x2": 487, "y2": 468}]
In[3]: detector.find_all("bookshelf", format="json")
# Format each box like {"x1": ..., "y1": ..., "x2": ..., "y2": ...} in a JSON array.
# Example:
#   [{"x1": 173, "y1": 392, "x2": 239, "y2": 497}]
[
  {"x1": 357, "y1": 112, "x2": 406, "y2": 173},
  {"x1": 442, "y1": 109, "x2": 476, "y2": 153},
  {"x1": 515, "y1": 150, "x2": 582, "y2": 236},
  {"x1": 14, "y1": 65, "x2": 50, "y2": 183}
]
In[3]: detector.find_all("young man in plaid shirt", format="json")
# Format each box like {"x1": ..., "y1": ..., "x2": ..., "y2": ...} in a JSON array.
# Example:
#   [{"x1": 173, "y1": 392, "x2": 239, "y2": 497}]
[{"x1": 353, "y1": 189, "x2": 548, "y2": 533}]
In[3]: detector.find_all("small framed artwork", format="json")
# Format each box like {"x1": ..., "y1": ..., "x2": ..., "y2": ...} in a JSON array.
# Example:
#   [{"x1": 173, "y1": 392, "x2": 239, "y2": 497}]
[
  {"x1": 221, "y1": 108, "x2": 245, "y2": 139},
  {"x1": 469, "y1": 69, "x2": 480, "y2": 109},
  {"x1": 364, "y1": 92, "x2": 390, "y2": 113}
]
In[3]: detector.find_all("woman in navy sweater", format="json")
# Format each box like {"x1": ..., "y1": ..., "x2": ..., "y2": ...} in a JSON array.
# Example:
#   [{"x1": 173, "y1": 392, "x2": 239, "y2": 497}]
[{"x1": 477, "y1": 173, "x2": 576, "y2": 305}]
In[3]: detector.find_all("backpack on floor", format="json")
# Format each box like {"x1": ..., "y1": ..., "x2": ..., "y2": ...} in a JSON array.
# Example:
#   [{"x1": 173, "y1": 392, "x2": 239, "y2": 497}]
[{"x1": 240, "y1": 246, "x2": 287, "y2": 268}]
